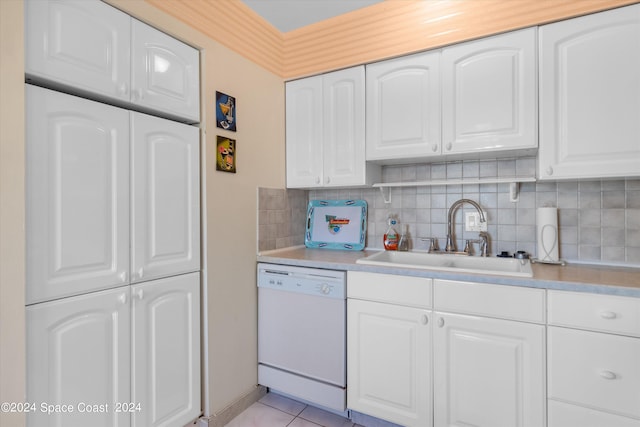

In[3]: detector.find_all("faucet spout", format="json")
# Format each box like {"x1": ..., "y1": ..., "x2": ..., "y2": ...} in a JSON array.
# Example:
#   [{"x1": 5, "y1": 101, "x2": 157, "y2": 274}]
[{"x1": 445, "y1": 199, "x2": 486, "y2": 253}]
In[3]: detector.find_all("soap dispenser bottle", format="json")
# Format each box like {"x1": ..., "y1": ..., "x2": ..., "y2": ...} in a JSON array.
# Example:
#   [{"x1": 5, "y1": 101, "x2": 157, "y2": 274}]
[{"x1": 383, "y1": 215, "x2": 399, "y2": 250}]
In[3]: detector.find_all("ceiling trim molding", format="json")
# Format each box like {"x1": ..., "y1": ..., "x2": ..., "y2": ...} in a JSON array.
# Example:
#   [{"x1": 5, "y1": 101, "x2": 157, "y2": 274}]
[
  {"x1": 146, "y1": 0, "x2": 284, "y2": 76},
  {"x1": 146, "y1": 0, "x2": 638, "y2": 79}
]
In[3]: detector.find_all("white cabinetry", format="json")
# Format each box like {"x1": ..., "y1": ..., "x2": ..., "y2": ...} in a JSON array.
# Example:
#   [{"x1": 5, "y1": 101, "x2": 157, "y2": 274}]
[
  {"x1": 27, "y1": 273, "x2": 200, "y2": 427},
  {"x1": 433, "y1": 280, "x2": 546, "y2": 427},
  {"x1": 27, "y1": 286, "x2": 132, "y2": 427},
  {"x1": 285, "y1": 74, "x2": 322, "y2": 187},
  {"x1": 26, "y1": 86, "x2": 200, "y2": 304},
  {"x1": 131, "y1": 112, "x2": 200, "y2": 283},
  {"x1": 441, "y1": 28, "x2": 537, "y2": 155},
  {"x1": 26, "y1": 87, "x2": 201, "y2": 426},
  {"x1": 25, "y1": 0, "x2": 200, "y2": 123},
  {"x1": 434, "y1": 314, "x2": 546, "y2": 427},
  {"x1": 26, "y1": 85, "x2": 130, "y2": 304},
  {"x1": 286, "y1": 66, "x2": 379, "y2": 188},
  {"x1": 25, "y1": 0, "x2": 130, "y2": 104},
  {"x1": 366, "y1": 28, "x2": 537, "y2": 164},
  {"x1": 539, "y1": 4, "x2": 640, "y2": 180},
  {"x1": 366, "y1": 52, "x2": 441, "y2": 162},
  {"x1": 130, "y1": 19, "x2": 200, "y2": 122},
  {"x1": 547, "y1": 290, "x2": 640, "y2": 426},
  {"x1": 131, "y1": 273, "x2": 201, "y2": 427},
  {"x1": 25, "y1": 4, "x2": 201, "y2": 426},
  {"x1": 347, "y1": 272, "x2": 432, "y2": 427},
  {"x1": 347, "y1": 274, "x2": 546, "y2": 427}
]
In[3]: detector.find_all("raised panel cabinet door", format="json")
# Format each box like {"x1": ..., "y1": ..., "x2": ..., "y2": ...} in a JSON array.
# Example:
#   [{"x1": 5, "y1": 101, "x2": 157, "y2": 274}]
[
  {"x1": 323, "y1": 66, "x2": 366, "y2": 187},
  {"x1": 433, "y1": 312, "x2": 546, "y2": 427},
  {"x1": 539, "y1": 4, "x2": 640, "y2": 180},
  {"x1": 442, "y1": 28, "x2": 537, "y2": 155},
  {"x1": 131, "y1": 19, "x2": 200, "y2": 123},
  {"x1": 26, "y1": 85, "x2": 130, "y2": 304},
  {"x1": 366, "y1": 51, "x2": 441, "y2": 161},
  {"x1": 25, "y1": 0, "x2": 131, "y2": 103},
  {"x1": 347, "y1": 299, "x2": 432, "y2": 427},
  {"x1": 131, "y1": 273, "x2": 201, "y2": 427},
  {"x1": 286, "y1": 75, "x2": 324, "y2": 188},
  {"x1": 548, "y1": 327, "x2": 640, "y2": 419},
  {"x1": 131, "y1": 112, "x2": 200, "y2": 283},
  {"x1": 26, "y1": 286, "x2": 131, "y2": 427}
]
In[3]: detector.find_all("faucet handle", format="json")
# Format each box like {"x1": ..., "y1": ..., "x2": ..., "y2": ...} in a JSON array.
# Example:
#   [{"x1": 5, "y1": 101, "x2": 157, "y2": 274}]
[
  {"x1": 478, "y1": 232, "x2": 489, "y2": 257},
  {"x1": 465, "y1": 235, "x2": 489, "y2": 256},
  {"x1": 464, "y1": 239, "x2": 482, "y2": 254},
  {"x1": 420, "y1": 237, "x2": 440, "y2": 253}
]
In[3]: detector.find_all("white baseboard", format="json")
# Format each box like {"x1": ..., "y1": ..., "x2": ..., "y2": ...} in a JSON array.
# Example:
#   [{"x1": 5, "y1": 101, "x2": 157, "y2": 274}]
[{"x1": 197, "y1": 385, "x2": 267, "y2": 427}]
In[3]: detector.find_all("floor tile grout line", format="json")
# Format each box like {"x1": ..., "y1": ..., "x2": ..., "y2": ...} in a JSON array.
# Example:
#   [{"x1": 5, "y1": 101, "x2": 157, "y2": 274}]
[
  {"x1": 256, "y1": 393, "x2": 357, "y2": 427},
  {"x1": 260, "y1": 400, "x2": 308, "y2": 417},
  {"x1": 257, "y1": 400, "x2": 325, "y2": 427},
  {"x1": 285, "y1": 415, "x2": 324, "y2": 427}
]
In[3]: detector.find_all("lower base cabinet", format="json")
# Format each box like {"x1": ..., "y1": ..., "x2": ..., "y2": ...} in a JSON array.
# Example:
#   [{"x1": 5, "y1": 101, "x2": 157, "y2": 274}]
[
  {"x1": 131, "y1": 274, "x2": 201, "y2": 427},
  {"x1": 433, "y1": 312, "x2": 546, "y2": 427},
  {"x1": 347, "y1": 273, "x2": 546, "y2": 427},
  {"x1": 347, "y1": 299, "x2": 432, "y2": 427},
  {"x1": 547, "y1": 326, "x2": 640, "y2": 427},
  {"x1": 347, "y1": 272, "x2": 433, "y2": 427},
  {"x1": 27, "y1": 272, "x2": 200, "y2": 427},
  {"x1": 27, "y1": 286, "x2": 131, "y2": 427},
  {"x1": 547, "y1": 290, "x2": 640, "y2": 427}
]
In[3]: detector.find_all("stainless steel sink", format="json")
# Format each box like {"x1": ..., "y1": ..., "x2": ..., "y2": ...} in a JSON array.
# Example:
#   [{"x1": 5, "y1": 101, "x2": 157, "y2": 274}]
[{"x1": 356, "y1": 251, "x2": 533, "y2": 277}]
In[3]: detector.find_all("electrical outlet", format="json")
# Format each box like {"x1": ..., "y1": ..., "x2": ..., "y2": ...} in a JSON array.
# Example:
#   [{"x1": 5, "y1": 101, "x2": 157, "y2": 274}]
[{"x1": 465, "y1": 212, "x2": 487, "y2": 232}]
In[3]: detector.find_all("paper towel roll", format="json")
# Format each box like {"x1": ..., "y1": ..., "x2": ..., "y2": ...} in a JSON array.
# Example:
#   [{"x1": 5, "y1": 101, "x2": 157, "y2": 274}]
[{"x1": 537, "y1": 207, "x2": 559, "y2": 262}]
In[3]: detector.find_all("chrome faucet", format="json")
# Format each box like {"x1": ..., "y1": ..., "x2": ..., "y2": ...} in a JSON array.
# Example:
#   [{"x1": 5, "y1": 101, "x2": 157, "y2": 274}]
[{"x1": 445, "y1": 199, "x2": 486, "y2": 254}]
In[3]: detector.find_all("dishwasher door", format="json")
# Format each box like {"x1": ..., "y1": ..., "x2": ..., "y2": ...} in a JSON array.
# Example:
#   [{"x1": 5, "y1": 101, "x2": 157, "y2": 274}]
[
  {"x1": 258, "y1": 286, "x2": 346, "y2": 386},
  {"x1": 257, "y1": 263, "x2": 346, "y2": 411}
]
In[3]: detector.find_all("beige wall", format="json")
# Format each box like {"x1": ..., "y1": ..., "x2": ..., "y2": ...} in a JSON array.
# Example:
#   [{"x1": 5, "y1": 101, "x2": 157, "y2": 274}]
[
  {"x1": 0, "y1": 0, "x2": 285, "y2": 424},
  {"x1": 0, "y1": 1, "x2": 26, "y2": 426},
  {"x1": 107, "y1": 0, "x2": 286, "y2": 416}
]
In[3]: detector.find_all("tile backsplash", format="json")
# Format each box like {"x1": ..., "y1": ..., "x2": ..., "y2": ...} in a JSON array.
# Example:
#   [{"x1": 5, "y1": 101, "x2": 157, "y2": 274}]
[
  {"x1": 259, "y1": 158, "x2": 640, "y2": 267},
  {"x1": 258, "y1": 187, "x2": 307, "y2": 252}
]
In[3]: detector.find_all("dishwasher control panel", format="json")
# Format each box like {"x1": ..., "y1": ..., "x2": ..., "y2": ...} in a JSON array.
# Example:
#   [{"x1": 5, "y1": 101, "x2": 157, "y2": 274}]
[{"x1": 258, "y1": 263, "x2": 346, "y2": 299}]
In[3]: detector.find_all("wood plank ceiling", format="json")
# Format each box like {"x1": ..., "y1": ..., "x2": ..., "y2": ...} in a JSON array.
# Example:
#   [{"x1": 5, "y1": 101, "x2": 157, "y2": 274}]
[{"x1": 146, "y1": 0, "x2": 639, "y2": 80}]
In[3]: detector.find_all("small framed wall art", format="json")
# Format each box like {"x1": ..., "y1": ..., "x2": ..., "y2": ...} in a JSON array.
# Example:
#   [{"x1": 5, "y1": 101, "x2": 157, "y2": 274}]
[
  {"x1": 216, "y1": 91, "x2": 236, "y2": 131},
  {"x1": 216, "y1": 136, "x2": 236, "y2": 173}
]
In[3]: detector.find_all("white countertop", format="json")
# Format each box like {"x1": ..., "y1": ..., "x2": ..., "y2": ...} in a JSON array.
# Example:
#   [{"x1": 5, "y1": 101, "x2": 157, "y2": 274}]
[{"x1": 257, "y1": 246, "x2": 640, "y2": 297}]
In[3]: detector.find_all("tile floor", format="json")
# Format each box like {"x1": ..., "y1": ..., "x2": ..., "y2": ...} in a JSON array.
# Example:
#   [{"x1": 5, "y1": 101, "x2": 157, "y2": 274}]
[{"x1": 224, "y1": 393, "x2": 364, "y2": 427}]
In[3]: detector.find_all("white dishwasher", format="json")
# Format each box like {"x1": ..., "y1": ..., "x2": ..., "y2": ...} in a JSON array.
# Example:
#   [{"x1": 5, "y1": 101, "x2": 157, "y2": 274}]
[{"x1": 257, "y1": 263, "x2": 346, "y2": 412}]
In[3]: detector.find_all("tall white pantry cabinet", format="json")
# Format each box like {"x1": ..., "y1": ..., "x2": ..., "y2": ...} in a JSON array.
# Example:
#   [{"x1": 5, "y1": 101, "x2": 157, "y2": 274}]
[{"x1": 24, "y1": 1, "x2": 202, "y2": 426}]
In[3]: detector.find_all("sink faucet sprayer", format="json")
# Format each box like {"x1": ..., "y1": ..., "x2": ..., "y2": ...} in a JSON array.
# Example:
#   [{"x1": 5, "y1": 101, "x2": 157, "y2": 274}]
[{"x1": 445, "y1": 199, "x2": 486, "y2": 254}]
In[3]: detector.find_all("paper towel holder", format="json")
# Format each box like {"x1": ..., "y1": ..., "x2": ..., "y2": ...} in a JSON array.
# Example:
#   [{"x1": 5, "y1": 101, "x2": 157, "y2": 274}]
[{"x1": 533, "y1": 206, "x2": 566, "y2": 266}]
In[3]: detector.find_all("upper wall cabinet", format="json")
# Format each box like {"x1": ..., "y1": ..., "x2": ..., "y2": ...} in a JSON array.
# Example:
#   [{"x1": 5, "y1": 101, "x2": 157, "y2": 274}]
[
  {"x1": 286, "y1": 66, "x2": 380, "y2": 188},
  {"x1": 538, "y1": 4, "x2": 640, "y2": 180},
  {"x1": 286, "y1": 74, "x2": 323, "y2": 187},
  {"x1": 441, "y1": 28, "x2": 538, "y2": 156},
  {"x1": 25, "y1": 0, "x2": 200, "y2": 123},
  {"x1": 366, "y1": 29, "x2": 537, "y2": 164},
  {"x1": 131, "y1": 20, "x2": 200, "y2": 123},
  {"x1": 366, "y1": 52, "x2": 442, "y2": 162}
]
